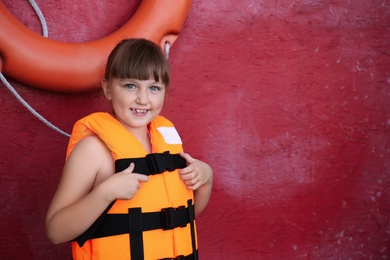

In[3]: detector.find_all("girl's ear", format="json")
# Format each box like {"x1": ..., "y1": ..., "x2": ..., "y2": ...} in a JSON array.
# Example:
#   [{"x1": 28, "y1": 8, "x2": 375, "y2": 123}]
[{"x1": 102, "y1": 79, "x2": 112, "y2": 100}]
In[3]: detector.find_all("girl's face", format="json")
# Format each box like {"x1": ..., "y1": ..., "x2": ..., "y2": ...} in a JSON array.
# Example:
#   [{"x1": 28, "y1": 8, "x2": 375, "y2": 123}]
[{"x1": 102, "y1": 77, "x2": 166, "y2": 132}]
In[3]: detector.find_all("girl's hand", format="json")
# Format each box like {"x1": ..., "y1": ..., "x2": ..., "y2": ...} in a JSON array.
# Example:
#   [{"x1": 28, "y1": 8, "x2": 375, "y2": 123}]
[
  {"x1": 178, "y1": 152, "x2": 213, "y2": 190},
  {"x1": 100, "y1": 163, "x2": 149, "y2": 202}
]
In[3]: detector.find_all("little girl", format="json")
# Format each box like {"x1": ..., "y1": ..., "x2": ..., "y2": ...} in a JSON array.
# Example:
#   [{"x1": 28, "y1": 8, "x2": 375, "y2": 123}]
[{"x1": 46, "y1": 38, "x2": 213, "y2": 260}]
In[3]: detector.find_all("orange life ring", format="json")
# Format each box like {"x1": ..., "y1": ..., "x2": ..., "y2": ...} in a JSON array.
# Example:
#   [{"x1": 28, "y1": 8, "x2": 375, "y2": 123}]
[{"x1": 0, "y1": 0, "x2": 192, "y2": 92}]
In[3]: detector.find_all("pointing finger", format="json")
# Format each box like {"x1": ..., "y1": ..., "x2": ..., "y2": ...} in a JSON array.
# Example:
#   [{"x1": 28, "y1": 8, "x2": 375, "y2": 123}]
[{"x1": 122, "y1": 163, "x2": 135, "y2": 173}]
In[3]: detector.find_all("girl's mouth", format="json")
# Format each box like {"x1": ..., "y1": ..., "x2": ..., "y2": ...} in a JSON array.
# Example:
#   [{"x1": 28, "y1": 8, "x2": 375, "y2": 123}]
[{"x1": 131, "y1": 108, "x2": 149, "y2": 115}]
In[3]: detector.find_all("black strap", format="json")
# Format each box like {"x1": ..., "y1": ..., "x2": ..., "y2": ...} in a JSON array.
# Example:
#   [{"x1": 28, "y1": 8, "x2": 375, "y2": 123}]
[
  {"x1": 126, "y1": 202, "x2": 194, "y2": 260},
  {"x1": 87, "y1": 202, "x2": 194, "y2": 260},
  {"x1": 74, "y1": 200, "x2": 115, "y2": 247},
  {"x1": 115, "y1": 151, "x2": 187, "y2": 175},
  {"x1": 74, "y1": 151, "x2": 187, "y2": 247},
  {"x1": 84, "y1": 203, "x2": 192, "y2": 239},
  {"x1": 129, "y1": 208, "x2": 144, "y2": 260}
]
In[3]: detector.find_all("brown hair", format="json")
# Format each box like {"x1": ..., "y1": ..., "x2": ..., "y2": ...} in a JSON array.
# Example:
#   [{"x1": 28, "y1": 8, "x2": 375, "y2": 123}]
[{"x1": 104, "y1": 38, "x2": 170, "y2": 86}]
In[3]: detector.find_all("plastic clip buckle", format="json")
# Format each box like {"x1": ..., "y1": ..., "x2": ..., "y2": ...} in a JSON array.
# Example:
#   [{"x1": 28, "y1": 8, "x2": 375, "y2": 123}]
[
  {"x1": 146, "y1": 151, "x2": 174, "y2": 174},
  {"x1": 161, "y1": 207, "x2": 175, "y2": 230},
  {"x1": 161, "y1": 206, "x2": 187, "y2": 230}
]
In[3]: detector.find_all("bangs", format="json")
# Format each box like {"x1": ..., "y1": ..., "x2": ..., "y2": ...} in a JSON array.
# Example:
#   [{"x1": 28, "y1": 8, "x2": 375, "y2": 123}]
[{"x1": 105, "y1": 39, "x2": 170, "y2": 85}]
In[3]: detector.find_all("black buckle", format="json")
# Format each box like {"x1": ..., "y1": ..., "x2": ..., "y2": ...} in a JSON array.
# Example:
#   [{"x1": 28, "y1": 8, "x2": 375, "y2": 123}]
[
  {"x1": 161, "y1": 206, "x2": 187, "y2": 230},
  {"x1": 161, "y1": 207, "x2": 175, "y2": 230},
  {"x1": 146, "y1": 151, "x2": 175, "y2": 174}
]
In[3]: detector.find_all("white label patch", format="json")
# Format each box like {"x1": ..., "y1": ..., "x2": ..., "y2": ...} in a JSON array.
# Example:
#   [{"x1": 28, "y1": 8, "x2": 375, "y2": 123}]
[{"x1": 157, "y1": 127, "x2": 182, "y2": 144}]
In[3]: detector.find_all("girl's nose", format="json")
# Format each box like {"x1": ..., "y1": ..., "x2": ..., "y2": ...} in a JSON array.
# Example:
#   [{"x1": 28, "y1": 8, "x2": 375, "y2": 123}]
[{"x1": 136, "y1": 89, "x2": 148, "y2": 105}]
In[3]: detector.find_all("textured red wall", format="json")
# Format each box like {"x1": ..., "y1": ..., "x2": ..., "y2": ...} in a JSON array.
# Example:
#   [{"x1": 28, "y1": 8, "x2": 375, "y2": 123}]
[{"x1": 0, "y1": 0, "x2": 389, "y2": 259}]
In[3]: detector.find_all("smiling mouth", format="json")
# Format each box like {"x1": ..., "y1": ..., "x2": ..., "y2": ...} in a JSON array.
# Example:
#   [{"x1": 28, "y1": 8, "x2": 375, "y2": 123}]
[{"x1": 131, "y1": 108, "x2": 149, "y2": 115}]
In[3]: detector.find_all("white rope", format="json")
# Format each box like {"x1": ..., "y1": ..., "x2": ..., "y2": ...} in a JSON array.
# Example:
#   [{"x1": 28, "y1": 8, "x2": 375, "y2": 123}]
[
  {"x1": 28, "y1": 0, "x2": 48, "y2": 37},
  {"x1": 0, "y1": 73, "x2": 70, "y2": 137},
  {"x1": 0, "y1": 0, "x2": 70, "y2": 137}
]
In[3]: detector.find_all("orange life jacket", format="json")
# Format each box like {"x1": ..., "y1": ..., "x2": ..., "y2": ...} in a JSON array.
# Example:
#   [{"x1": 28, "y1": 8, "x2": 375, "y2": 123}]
[{"x1": 66, "y1": 112, "x2": 197, "y2": 260}]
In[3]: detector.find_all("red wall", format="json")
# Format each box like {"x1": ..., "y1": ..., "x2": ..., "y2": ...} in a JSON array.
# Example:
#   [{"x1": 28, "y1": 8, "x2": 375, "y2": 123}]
[{"x1": 1, "y1": 0, "x2": 389, "y2": 259}]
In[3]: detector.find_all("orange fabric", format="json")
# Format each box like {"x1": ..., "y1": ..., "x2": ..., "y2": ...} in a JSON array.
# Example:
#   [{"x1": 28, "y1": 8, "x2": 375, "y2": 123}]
[{"x1": 67, "y1": 112, "x2": 196, "y2": 260}]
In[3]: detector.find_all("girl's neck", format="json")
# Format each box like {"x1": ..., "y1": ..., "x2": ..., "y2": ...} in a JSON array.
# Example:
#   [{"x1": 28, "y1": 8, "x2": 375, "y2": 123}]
[{"x1": 129, "y1": 126, "x2": 152, "y2": 153}]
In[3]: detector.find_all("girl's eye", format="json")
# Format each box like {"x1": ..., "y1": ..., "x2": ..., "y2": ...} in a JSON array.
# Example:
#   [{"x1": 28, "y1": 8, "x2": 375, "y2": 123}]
[
  {"x1": 150, "y1": 86, "x2": 161, "y2": 91},
  {"x1": 124, "y1": 83, "x2": 136, "y2": 89}
]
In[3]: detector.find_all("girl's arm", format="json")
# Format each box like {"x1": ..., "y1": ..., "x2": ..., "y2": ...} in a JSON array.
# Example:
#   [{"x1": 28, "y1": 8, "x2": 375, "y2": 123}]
[{"x1": 45, "y1": 135, "x2": 148, "y2": 244}]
